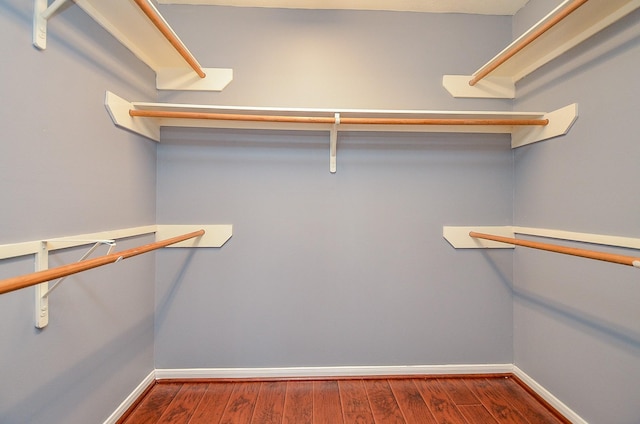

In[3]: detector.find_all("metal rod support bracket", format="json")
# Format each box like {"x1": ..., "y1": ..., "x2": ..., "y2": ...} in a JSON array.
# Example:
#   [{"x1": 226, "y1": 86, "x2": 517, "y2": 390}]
[
  {"x1": 33, "y1": 0, "x2": 72, "y2": 50},
  {"x1": 330, "y1": 113, "x2": 339, "y2": 173},
  {"x1": 35, "y1": 239, "x2": 115, "y2": 328},
  {"x1": 34, "y1": 242, "x2": 49, "y2": 328}
]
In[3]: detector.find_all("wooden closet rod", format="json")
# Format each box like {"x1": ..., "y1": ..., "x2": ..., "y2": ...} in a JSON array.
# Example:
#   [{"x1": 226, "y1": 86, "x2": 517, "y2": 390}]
[
  {"x1": 469, "y1": 231, "x2": 640, "y2": 268},
  {"x1": 0, "y1": 230, "x2": 205, "y2": 296},
  {"x1": 132, "y1": 0, "x2": 206, "y2": 79},
  {"x1": 129, "y1": 109, "x2": 549, "y2": 126},
  {"x1": 469, "y1": 0, "x2": 589, "y2": 86}
]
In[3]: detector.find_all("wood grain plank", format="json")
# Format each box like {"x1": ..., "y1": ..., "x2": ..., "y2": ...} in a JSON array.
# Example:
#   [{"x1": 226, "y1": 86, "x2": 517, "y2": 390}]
[
  {"x1": 121, "y1": 383, "x2": 182, "y2": 424},
  {"x1": 251, "y1": 381, "x2": 287, "y2": 424},
  {"x1": 465, "y1": 379, "x2": 528, "y2": 423},
  {"x1": 365, "y1": 379, "x2": 406, "y2": 423},
  {"x1": 119, "y1": 376, "x2": 571, "y2": 424},
  {"x1": 314, "y1": 380, "x2": 344, "y2": 424},
  {"x1": 282, "y1": 381, "x2": 313, "y2": 424},
  {"x1": 458, "y1": 405, "x2": 499, "y2": 423},
  {"x1": 489, "y1": 377, "x2": 567, "y2": 424},
  {"x1": 189, "y1": 382, "x2": 236, "y2": 424},
  {"x1": 388, "y1": 379, "x2": 437, "y2": 424},
  {"x1": 437, "y1": 378, "x2": 480, "y2": 406},
  {"x1": 156, "y1": 383, "x2": 208, "y2": 424},
  {"x1": 414, "y1": 378, "x2": 468, "y2": 424},
  {"x1": 339, "y1": 380, "x2": 376, "y2": 424},
  {"x1": 219, "y1": 382, "x2": 261, "y2": 424}
]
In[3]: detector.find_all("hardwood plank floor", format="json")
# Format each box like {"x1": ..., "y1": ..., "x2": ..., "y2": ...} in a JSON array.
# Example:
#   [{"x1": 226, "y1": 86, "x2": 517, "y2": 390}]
[
  {"x1": 283, "y1": 381, "x2": 314, "y2": 424},
  {"x1": 339, "y1": 380, "x2": 376, "y2": 423},
  {"x1": 189, "y1": 383, "x2": 235, "y2": 423},
  {"x1": 253, "y1": 382, "x2": 287, "y2": 424},
  {"x1": 313, "y1": 380, "x2": 343, "y2": 424},
  {"x1": 118, "y1": 376, "x2": 570, "y2": 424}
]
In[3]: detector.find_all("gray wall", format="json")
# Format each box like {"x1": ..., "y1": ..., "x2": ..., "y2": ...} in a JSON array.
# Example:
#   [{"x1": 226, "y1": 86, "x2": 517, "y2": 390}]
[
  {"x1": 513, "y1": 1, "x2": 640, "y2": 423},
  {"x1": 0, "y1": 1, "x2": 157, "y2": 423},
  {"x1": 154, "y1": 6, "x2": 516, "y2": 369}
]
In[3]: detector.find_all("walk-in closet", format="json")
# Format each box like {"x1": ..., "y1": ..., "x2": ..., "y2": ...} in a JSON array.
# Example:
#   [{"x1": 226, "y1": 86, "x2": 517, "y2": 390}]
[{"x1": 1, "y1": 0, "x2": 638, "y2": 422}]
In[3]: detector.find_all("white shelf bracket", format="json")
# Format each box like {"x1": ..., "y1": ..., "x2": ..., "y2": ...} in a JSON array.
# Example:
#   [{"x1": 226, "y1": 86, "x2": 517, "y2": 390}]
[
  {"x1": 33, "y1": 0, "x2": 72, "y2": 50},
  {"x1": 443, "y1": 226, "x2": 515, "y2": 249},
  {"x1": 442, "y1": 75, "x2": 515, "y2": 99},
  {"x1": 511, "y1": 103, "x2": 578, "y2": 148},
  {"x1": 155, "y1": 225, "x2": 233, "y2": 247},
  {"x1": 34, "y1": 242, "x2": 49, "y2": 328},
  {"x1": 34, "y1": 239, "x2": 115, "y2": 329},
  {"x1": 330, "y1": 113, "x2": 339, "y2": 173},
  {"x1": 105, "y1": 91, "x2": 160, "y2": 141},
  {"x1": 42, "y1": 240, "x2": 115, "y2": 298},
  {"x1": 156, "y1": 68, "x2": 234, "y2": 92}
]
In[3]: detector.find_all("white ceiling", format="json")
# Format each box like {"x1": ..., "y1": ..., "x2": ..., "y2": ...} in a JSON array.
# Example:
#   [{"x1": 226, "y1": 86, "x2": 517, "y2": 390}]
[{"x1": 158, "y1": 0, "x2": 531, "y2": 15}]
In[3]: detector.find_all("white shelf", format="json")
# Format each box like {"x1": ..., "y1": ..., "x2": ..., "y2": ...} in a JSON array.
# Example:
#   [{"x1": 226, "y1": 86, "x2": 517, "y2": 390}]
[
  {"x1": 443, "y1": 226, "x2": 640, "y2": 250},
  {"x1": 0, "y1": 224, "x2": 232, "y2": 328},
  {"x1": 33, "y1": 0, "x2": 232, "y2": 91},
  {"x1": 444, "y1": 226, "x2": 640, "y2": 271},
  {"x1": 443, "y1": 0, "x2": 640, "y2": 98},
  {"x1": 106, "y1": 89, "x2": 577, "y2": 145},
  {"x1": 105, "y1": 91, "x2": 577, "y2": 172}
]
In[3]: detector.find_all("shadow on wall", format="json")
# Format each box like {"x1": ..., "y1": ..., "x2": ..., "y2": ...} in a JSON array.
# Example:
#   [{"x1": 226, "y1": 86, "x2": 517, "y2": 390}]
[
  {"x1": 159, "y1": 127, "x2": 512, "y2": 152},
  {"x1": 516, "y1": 8, "x2": 640, "y2": 102},
  {"x1": 514, "y1": 287, "x2": 640, "y2": 356},
  {"x1": 470, "y1": 239, "x2": 640, "y2": 357},
  {"x1": 155, "y1": 249, "x2": 198, "y2": 332},
  {"x1": 479, "y1": 249, "x2": 515, "y2": 293}
]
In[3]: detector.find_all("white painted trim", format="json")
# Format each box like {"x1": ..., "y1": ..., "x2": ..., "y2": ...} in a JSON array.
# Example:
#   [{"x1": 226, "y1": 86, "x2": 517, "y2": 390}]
[
  {"x1": 514, "y1": 226, "x2": 640, "y2": 250},
  {"x1": 513, "y1": 366, "x2": 588, "y2": 424},
  {"x1": 102, "y1": 370, "x2": 156, "y2": 424},
  {"x1": 0, "y1": 240, "x2": 42, "y2": 261},
  {"x1": 154, "y1": 363, "x2": 514, "y2": 380},
  {"x1": 0, "y1": 225, "x2": 157, "y2": 260},
  {"x1": 46, "y1": 225, "x2": 158, "y2": 251},
  {"x1": 158, "y1": 0, "x2": 529, "y2": 15}
]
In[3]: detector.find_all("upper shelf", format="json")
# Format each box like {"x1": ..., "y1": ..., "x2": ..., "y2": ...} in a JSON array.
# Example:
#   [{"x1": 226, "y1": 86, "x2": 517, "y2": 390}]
[
  {"x1": 33, "y1": 0, "x2": 232, "y2": 91},
  {"x1": 105, "y1": 91, "x2": 578, "y2": 172},
  {"x1": 443, "y1": 0, "x2": 640, "y2": 98}
]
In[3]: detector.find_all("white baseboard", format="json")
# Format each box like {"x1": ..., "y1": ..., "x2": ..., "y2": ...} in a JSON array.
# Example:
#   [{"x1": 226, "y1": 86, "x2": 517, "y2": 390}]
[
  {"x1": 103, "y1": 370, "x2": 156, "y2": 424},
  {"x1": 106, "y1": 365, "x2": 588, "y2": 424},
  {"x1": 154, "y1": 363, "x2": 514, "y2": 380},
  {"x1": 513, "y1": 366, "x2": 587, "y2": 424}
]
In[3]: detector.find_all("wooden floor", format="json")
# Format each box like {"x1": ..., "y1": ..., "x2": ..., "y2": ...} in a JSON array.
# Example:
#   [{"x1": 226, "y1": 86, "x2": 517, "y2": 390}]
[{"x1": 118, "y1": 375, "x2": 570, "y2": 424}]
